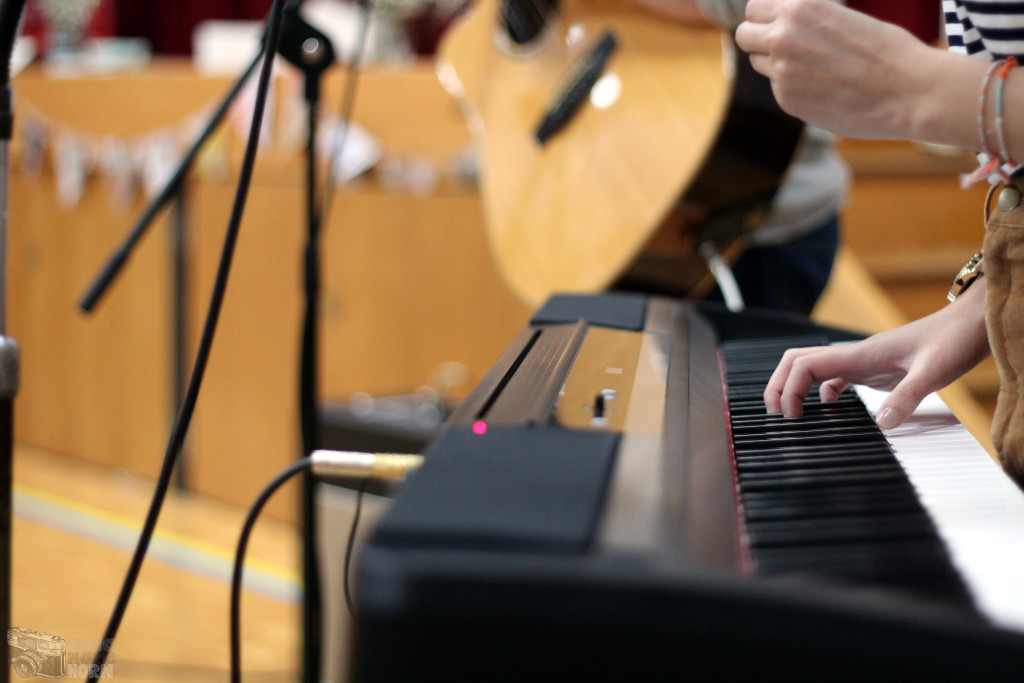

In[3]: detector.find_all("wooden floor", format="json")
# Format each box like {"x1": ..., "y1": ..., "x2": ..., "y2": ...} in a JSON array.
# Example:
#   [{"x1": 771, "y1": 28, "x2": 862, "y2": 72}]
[{"x1": 11, "y1": 443, "x2": 310, "y2": 681}]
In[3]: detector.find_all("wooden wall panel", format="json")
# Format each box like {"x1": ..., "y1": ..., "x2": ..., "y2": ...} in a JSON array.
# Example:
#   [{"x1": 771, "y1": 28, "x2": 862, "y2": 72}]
[{"x1": 8, "y1": 174, "x2": 175, "y2": 478}]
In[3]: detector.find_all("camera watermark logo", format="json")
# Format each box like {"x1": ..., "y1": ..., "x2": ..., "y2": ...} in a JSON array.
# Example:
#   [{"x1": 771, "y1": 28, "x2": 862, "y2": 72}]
[{"x1": 8, "y1": 628, "x2": 115, "y2": 679}]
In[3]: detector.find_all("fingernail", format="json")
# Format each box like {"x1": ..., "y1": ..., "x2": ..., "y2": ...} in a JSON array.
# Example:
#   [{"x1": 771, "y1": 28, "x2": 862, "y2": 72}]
[{"x1": 876, "y1": 407, "x2": 900, "y2": 430}]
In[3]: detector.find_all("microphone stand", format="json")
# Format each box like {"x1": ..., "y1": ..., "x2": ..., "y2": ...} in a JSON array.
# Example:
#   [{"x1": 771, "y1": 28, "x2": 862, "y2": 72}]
[
  {"x1": 273, "y1": 9, "x2": 335, "y2": 683},
  {"x1": 0, "y1": 3, "x2": 27, "y2": 683},
  {"x1": 78, "y1": 3, "x2": 336, "y2": 680}
]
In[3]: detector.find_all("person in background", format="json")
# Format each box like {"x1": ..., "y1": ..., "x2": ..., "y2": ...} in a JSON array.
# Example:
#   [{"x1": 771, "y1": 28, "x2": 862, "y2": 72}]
[
  {"x1": 744, "y1": 0, "x2": 1024, "y2": 484},
  {"x1": 633, "y1": 0, "x2": 851, "y2": 315}
]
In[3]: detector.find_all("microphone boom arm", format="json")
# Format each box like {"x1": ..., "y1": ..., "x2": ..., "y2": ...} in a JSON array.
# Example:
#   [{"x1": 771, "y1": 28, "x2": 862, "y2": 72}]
[{"x1": 77, "y1": 49, "x2": 264, "y2": 313}]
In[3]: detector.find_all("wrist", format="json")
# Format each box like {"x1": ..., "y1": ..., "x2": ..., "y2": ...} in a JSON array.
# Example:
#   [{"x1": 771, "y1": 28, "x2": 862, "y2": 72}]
[
  {"x1": 934, "y1": 263, "x2": 986, "y2": 330},
  {"x1": 946, "y1": 269, "x2": 989, "y2": 344},
  {"x1": 907, "y1": 49, "x2": 991, "y2": 148}
]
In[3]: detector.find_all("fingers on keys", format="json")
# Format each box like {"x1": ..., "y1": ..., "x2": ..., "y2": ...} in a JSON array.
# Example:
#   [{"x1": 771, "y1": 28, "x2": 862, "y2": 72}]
[{"x1": 763, "y1": 345, "x2": 850, "y2": 417}]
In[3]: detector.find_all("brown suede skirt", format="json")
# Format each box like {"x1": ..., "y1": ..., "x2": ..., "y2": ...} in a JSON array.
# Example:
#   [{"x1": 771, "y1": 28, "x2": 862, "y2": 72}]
[{"x1": 983, "y1": 179, "x2": 1024, "y2": 483}]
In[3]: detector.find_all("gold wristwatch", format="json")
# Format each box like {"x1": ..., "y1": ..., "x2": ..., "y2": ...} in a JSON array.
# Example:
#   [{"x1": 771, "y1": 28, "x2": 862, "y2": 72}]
[{"x1": 947, "y1": 252, "x2": 984, "y2": 302}]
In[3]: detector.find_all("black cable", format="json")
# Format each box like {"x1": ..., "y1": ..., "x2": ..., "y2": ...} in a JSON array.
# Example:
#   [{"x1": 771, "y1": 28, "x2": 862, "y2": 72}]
[
  {"x1": 234, "y1": 450, "x2": 421, "y2": 682},
  {"x1": 85, "y1": 1, "x2": 291, "y2": 679},
  {"x1": 231, "y1": 456, "x2": 314, "y2": 683},
  {"x1": 343, "y1": 478, "x2": 369, "y2": 616}
]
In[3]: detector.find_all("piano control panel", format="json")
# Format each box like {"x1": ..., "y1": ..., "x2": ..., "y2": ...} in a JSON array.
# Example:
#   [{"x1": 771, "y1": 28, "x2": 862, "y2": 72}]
[{"x1": 549, "y1": 324, "x2": 671, "y2": 437}]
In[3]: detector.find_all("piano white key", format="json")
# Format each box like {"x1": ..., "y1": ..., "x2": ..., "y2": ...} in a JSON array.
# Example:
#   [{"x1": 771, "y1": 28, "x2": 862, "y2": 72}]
[{"x1": 855, "y1": 385, "x2": 1024, "y2": 633}]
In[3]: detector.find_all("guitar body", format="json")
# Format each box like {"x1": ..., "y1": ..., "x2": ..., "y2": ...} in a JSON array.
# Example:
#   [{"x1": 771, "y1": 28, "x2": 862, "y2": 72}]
[{"x1": 437, "y1": 0, "x2": 803, "y2": 306}]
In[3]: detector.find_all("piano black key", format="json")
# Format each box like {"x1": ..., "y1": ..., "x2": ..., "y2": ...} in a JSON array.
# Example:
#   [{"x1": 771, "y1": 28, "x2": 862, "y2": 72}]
[
  {"x1": 734, "y1": 442, "x2": 892, "y2": 459},
  {"x1": 740, "y1": 482, "x2": 920, "y2": 511},
  {"x1": 742, "y1": 493, "x2": 922, "y2": 522},
  {"x1": 738, "y1": 468, "x2": 912, "y2": 493},
  {"x1": 730, "y1": 418, "x2": 878, "y2": 434},
  {"x1": 738, "y1": 458, "x2": 905, "y2": 477},
  {"x1": 729, "y1": 408, "x2": 871, "y2": 422},
  {"x1": 753, "y1": 540, "x2": 962, "y2": 587},
  {"x1": 728, "y1": 400, "x2": 865, "y2": 417},
  {"x1": 746, "y1": 513, "x2": 937, "y2": 548},
  {"x1": 735, "y1": 453, "x2": 898, "y2": 472},
  {"x1": 731, "y1": 431, "x2": 888, "y2": 449}
]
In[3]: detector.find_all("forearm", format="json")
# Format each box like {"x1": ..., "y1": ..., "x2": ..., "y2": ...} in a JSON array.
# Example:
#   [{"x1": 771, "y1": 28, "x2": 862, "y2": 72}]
[
  {"x1": 903, "y1": 47, "x2": 1014, "y2": 156},
  {"x1": 737, "y1": 0, "x2": 1024, "y2": 159},
  {"x1": 870, "y1": 42, "x2": 1024, "y2": 166},
  {"x1": 930, "y1": 272, "x2": 991, "y2": 373}
]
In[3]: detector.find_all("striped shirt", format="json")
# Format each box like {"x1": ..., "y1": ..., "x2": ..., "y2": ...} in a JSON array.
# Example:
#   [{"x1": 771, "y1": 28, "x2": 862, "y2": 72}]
[
  {"x1": 943, "y1": 1, "x2": 1024, "y2": 179},
  {"x1": 944, "y1": 0, "x2": 1024, "y2": 59}
]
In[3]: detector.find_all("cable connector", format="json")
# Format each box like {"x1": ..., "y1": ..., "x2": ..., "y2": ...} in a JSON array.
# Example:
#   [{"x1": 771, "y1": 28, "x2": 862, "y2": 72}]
[{"x1": 310, "y1": 449, "x2": 424, "y2": 480}]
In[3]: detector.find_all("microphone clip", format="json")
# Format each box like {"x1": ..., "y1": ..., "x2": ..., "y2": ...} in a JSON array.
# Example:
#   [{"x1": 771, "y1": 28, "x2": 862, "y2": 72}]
[{"x1": 275, "y1": 3, "x2": 336, "y2": 102}]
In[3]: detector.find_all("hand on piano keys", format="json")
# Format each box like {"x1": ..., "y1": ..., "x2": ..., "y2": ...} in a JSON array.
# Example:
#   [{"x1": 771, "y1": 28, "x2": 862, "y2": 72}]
[
  {"x1": 725, "y1": 336, "x2": 1024, "y2": 635},
  {"x1": 762, "y1": 286, "x2": 990, "y2": 430}
]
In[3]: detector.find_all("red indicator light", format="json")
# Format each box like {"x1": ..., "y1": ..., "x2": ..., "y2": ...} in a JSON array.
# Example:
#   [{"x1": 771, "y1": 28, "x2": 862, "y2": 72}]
[{"x1": 472, "y1": 421, "x2": 488, "y2": 435}]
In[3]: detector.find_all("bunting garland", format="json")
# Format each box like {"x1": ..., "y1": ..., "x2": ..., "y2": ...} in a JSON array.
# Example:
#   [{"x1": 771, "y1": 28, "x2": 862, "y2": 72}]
[
  {"x1": 13, "y1": 67, "x2": 278, "y2": 210},
  {"x1": 14, "y1": 66, "x2": 476, "y2": 209}
]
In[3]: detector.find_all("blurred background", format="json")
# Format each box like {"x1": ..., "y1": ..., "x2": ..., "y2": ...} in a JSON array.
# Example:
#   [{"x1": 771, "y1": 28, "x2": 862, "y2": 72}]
[{"x1": 6, "y1": 1, "x2": 1001, "y2": 681}]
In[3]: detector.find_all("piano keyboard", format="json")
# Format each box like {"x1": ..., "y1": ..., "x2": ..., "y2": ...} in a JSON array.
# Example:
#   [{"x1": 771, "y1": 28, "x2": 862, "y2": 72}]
[
  {"x1": 352, "y1": 294, "x2": 1024, "y2": 680},
  {"x1": 721, "y1": 337, "x2": 1024, "y2": 631}
]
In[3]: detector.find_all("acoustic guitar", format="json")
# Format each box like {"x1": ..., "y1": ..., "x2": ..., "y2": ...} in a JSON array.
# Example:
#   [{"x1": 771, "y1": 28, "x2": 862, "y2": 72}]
[{"x1": 436, "y1": 0, "x2": 803, "y2": 306}]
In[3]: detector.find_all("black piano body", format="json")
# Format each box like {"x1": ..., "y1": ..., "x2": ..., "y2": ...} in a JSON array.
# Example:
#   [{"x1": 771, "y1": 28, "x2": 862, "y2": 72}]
[{"x1": 349, "y1": 293, "x2": 1024, "y2": 681}]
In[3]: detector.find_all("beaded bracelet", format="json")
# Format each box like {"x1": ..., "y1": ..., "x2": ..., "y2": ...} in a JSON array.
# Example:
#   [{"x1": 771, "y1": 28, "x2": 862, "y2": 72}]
[
  {"x1": 963, "y1": 56, "x2": 1021, "y2": 187},
  {"x1": 979, "y1": 59, "x2": 1004, "y2": 154},
  {"x1": 994, "y1": 56, "x2": 1019, "y2": 170}
]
